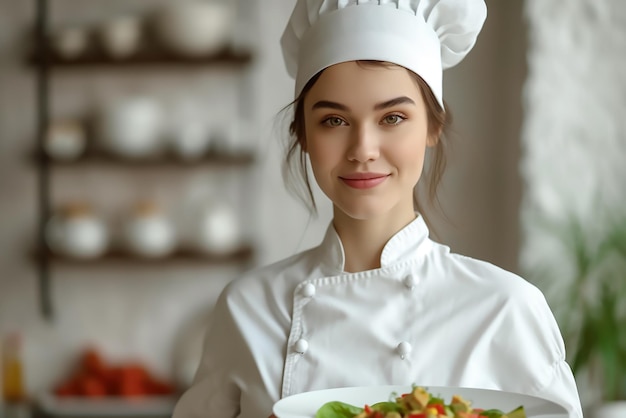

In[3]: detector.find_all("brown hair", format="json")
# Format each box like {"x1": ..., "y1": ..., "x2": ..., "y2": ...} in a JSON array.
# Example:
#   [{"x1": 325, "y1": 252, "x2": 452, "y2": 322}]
[{"x1": 282, "y1": 61, "x2": 451, "y2": 223}]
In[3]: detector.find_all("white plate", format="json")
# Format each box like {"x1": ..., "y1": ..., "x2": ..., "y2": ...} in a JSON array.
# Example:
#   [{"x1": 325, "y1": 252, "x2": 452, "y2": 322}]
[{"x1": 273, "y1": 385, "x2": 569, "y2": 418}]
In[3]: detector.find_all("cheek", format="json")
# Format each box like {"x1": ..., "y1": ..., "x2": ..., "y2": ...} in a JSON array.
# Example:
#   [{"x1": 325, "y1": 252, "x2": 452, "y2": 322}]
[
  {"x1": 391, "y1": 133, "x2": 429, "y2": 175},
  {"x1": 307, "y1": 140, "x2": 337, "y2": 173},
  {"x1": 395, "y1": 125, "x2": 428, "y2": 153},
  {"x1": 305, "y1": 125, "x2": 343, "y2": 164}
]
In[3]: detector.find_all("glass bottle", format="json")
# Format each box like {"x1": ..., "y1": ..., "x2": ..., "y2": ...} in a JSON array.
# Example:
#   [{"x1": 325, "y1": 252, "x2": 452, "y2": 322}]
[{"x1": 2, "y1": 332, "x2": 30, "y2": 418}]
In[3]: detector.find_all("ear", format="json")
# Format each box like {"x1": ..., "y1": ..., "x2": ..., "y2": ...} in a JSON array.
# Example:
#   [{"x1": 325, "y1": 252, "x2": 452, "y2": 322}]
[{"x1": 426, "y1": 127, "x2": 442, "y2": 147}]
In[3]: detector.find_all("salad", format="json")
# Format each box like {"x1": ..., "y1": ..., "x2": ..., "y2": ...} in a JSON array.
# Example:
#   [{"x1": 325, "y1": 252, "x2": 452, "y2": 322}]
[{"x1": 315, "y1": 386, "x2": 526, "y2": 418}]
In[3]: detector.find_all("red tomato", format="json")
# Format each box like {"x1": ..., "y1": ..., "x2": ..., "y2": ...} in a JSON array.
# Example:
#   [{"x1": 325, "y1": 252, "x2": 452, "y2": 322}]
[
  {"x1": 54, "y1": 380, "x2": 78, "y2": 397},
  {"x1": 117, "y1": 378, "x2": 147, "y2": 397},
  {"x1": 78, "y1": 375, "x2": 107, "y2": 397},
  {"x1": 118, "y1": 364, "x2": 149, "y2": 383},
  {"x1": 81, "y1": 348, "x2": 106, "y2": 376},
  {"x1": 146, "y1": 378, "x2": 175, "y2": 395}
]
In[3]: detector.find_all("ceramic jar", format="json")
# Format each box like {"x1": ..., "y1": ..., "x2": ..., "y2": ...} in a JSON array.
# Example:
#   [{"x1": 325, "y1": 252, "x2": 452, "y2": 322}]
[
  {"x1": 46, "y1": 203, "x2": 109, "y2": 259},
  {"x1": 170, "y1": 122, "x2": 212, "y2": 160},
  {"x1": 153, "y1": 0, "x2": 234, "y2": 57},
  {"x1": 51, "y1": 26, "x2": 89, "y2": 59},
  {"x1": 99, "y1": 15, "x2": 143, "y2": 59},
  {"x1": 44, "y1": 119, "x2": 87, "y2": 160},
  {"x1": 97, "y1": 95, "x2": 164, "y2": 159},
  {"x1": 167, "y1": 102, "x2": 212, "y2": 160},
  {"x1": 193, "y1": 202, "x2": 241, "y2": 255},
  {"x1": 122, "y1": 201, "x2": 176, "y2": 258}
]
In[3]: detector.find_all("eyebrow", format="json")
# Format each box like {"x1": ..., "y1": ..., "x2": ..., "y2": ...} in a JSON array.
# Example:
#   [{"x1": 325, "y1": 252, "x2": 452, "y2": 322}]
[
  {"x1": 311, "y1": 96, "x2": 416, "y2": 111},
  {"x1": 374, "y1": 96, "x2": 416, "y2": 110}
]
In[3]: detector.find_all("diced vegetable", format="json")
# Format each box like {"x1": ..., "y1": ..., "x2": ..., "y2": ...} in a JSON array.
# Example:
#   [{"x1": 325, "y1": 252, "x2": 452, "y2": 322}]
[{"x1": 315, "y1": 387, "x2": 527, "y2": 418}]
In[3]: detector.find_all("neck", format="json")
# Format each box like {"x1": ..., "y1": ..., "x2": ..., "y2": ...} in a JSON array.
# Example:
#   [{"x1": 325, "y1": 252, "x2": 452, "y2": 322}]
[{"x1": 333, "y1": 209, "x2": 417, "y2": 273}]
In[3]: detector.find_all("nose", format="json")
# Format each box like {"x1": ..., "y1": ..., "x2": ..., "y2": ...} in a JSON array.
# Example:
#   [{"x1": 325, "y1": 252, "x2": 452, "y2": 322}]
[{"x1": 347, "y1": 124, "x2": 379, "y2": 162}]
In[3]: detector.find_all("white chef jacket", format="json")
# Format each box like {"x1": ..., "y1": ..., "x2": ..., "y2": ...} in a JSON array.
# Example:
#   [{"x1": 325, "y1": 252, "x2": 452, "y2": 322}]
[{"x1": 173, "y1": 215, "x2": 583, "y2": 418}]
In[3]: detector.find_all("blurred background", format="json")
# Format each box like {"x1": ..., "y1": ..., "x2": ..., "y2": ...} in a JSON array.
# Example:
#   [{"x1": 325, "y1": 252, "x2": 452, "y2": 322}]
[{"x1": 0, "y1": 0, "x2": 624, "y2": 417}]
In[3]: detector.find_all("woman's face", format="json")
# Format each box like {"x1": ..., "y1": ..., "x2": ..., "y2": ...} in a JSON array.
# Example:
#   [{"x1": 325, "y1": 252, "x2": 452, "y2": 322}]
[{"x1": 303, "y1": 61, "x2": 434, "y2": 221}]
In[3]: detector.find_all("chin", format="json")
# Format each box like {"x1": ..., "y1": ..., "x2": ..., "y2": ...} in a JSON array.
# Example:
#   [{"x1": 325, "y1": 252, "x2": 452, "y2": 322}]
[{"x1": 335, "y1": 202, "x2": 391, "y2": 221}]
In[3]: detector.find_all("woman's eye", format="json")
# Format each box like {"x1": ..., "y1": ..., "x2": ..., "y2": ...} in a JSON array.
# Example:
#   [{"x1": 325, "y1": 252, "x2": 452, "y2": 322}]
[
  {"x1": 323, "y1": 117, "x2": 346, "y2": 127},
  {"x1": 382, "y1": 114, "x2": 405, "y2": 125}
]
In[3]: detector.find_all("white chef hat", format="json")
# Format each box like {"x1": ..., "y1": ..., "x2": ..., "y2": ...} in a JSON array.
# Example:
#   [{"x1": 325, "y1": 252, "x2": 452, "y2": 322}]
[{"x1": 281, "y1": 0, "x2": 487, "y2": 108}]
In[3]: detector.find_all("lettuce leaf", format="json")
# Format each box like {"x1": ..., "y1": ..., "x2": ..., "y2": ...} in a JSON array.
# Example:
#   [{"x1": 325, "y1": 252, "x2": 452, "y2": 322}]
[
  {"x1": 478, "y1": 410, "x2": 507, "y2": 418},
  {"x1": 371, "y1": 401, "x2": 403, "y2": 413},
  {"x1": 315, "y1": 401, "x2": 363, "y2": 418}
]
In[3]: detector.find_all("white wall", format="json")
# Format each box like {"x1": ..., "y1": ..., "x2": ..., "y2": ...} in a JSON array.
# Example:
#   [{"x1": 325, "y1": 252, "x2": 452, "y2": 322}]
[
  {"x1": 521, "y1": 0, "x2": 626, "y2": 264},
  {"x1": 520, "y1": 0, "x2": 626, "y2": 406}
]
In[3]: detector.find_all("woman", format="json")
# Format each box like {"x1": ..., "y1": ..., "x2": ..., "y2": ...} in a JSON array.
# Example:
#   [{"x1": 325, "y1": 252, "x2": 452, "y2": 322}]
[{"x1": 173, "y1": 1, "x2": 583, "y2": 417}]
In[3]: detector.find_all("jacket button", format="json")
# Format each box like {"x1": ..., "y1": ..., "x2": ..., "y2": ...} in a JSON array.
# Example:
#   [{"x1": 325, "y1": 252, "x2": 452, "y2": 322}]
[
  {"x1": 294, "y1": 338, "x2": 309, "y2": 354},
  {"x1": 396, "y1": 341, "x2": 412, "y2": 359},
  {"x1": 403, "y1": 275, "x2": 418, "y2": 289},
  {"x1": 301, "y1": 283, "x2": 316, "y2": 297}
]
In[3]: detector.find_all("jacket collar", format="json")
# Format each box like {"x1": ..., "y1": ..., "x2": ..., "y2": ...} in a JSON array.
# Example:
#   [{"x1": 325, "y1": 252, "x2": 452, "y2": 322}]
[{"x1": 316, "y1": 214, "x2": 432, "y2": 274}]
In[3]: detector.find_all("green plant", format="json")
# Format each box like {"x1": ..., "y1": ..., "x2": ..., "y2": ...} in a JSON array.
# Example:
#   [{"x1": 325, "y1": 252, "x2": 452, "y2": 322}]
[{"x1": 537, "y1": 218, "x2": 626, "y2": 401}]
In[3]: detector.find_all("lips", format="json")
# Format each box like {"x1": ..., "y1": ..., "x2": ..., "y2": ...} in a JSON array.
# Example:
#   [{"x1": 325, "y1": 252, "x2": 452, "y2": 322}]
[{"x1": 339, "y1": 172, "x2": 389, "y2": 189}]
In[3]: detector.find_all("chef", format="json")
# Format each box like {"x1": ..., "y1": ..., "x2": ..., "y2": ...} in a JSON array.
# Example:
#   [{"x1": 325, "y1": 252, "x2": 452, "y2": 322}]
[{"x1": 173, "y1": 1, "x2": 584, "y2": 417}]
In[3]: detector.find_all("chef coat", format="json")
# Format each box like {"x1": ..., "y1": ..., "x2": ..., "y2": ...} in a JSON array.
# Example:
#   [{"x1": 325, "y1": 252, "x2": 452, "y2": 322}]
[{"x1": 173, "y1": 215, "x2": 583, "y2": 418}]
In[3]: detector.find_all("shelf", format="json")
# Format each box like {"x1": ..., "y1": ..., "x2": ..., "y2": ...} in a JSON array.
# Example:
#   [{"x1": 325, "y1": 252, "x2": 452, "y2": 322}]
[
  {"x1": 28, "y1": 47, "x2": 254, "y2": 69},
  {"x1": 37, "y1": 245, "x2": 255, "y2": 267},
  {"x1": 30, "y1": 1, "x2": 260, "y2": 320},
  {"x1": 36, "y1": 150, "x2": 257, "y2": 168}
]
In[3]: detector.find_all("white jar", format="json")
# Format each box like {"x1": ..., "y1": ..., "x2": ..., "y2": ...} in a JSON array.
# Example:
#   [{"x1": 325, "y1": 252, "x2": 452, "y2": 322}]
[
  {"x1": 123, "y1": 201, "x2": 176, "y2": 258},
  {"x1": 46, "y1": 203, "x2": 109, "y2": 259},
  {"x1": 153, "y1": 0, "x2": 234, "y2": 57},
  {"x1": 97, "y1": 96, "x2": 164, "y2": 159},
  {"x1": 45, "y1": 119, "x2": 86, "y2": 160},
  {"x1": 194, "y1": 202, "x2": 241, "y2": 255},
  {"x1": 99, "y1": 15, "x2": 143, "y2": 59},
  {"x1": 51, "y1": 26, "x2": 89, "y2": 59},
  {"x1": 169, "y1": 115, "x2": 212, "y2": 160}
]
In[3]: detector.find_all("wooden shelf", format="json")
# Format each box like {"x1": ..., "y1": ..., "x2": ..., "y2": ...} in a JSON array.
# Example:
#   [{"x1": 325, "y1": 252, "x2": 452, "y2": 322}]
[
  {"x1": 28, "y1": 47, "x2": 253, "y2": 69},
  {"x1": 36, "y1": 245, "x2": 255, "y2": 266},
  {"x1": 36, "y1": 149, "x2": 256, "y2": 168},
  {"x1": 30, "y1": 2, "x2": 260, "y2": 319}
]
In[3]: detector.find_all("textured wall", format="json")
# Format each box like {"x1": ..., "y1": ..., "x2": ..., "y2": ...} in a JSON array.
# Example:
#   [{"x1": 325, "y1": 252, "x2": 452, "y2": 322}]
[
  {"x1": 520, "y1": 0, "x2": 626, "y2": 405},
  {"x1": 520, "y1": 0, "x2": 626, "y2": 300}
]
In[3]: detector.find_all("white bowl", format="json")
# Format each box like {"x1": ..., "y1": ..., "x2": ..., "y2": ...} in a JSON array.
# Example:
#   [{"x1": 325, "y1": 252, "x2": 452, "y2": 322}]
[
  {"x1": 123, "y1": 215, "x2": 176, "y2": 258},
  {"x1": 99, "y1": 15, "x2": 143, "y2": 59},
  {"x1": 153, "y1": 1, "x2": 234, "y2": 57},
  {"x1": 46, "y1": 213, "x2": 109, "y2": 259},
  {"x1": 97, "y1": 96, "x2": 165, "y2": 158}
]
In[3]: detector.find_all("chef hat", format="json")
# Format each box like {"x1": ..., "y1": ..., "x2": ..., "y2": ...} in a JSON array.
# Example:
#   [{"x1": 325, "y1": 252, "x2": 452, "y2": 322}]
[{"x1": 281, "y1": 0, "x2": 487, "y2": 108}]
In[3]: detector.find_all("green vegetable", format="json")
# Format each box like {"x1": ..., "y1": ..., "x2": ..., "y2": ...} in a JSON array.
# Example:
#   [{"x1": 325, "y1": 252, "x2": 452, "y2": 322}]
[
  {"x1": 314, "y1": 389, "x2": 527, "y2": 418},
  {"x1": 315, "y1": 401, "x2": 364, "y2": 418},
  {"x1": 504, "y1": 406, "x2": 526, "y2": 418},
  {"x1": 371, "y1": 401, "x2": 403, "y2": 413},
  {"x1": 478, "y1": 409, "x2": 507, "y2": 418},
  {"x1": 479, "y1": 406, "x2": 526, "y2": 418}
]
